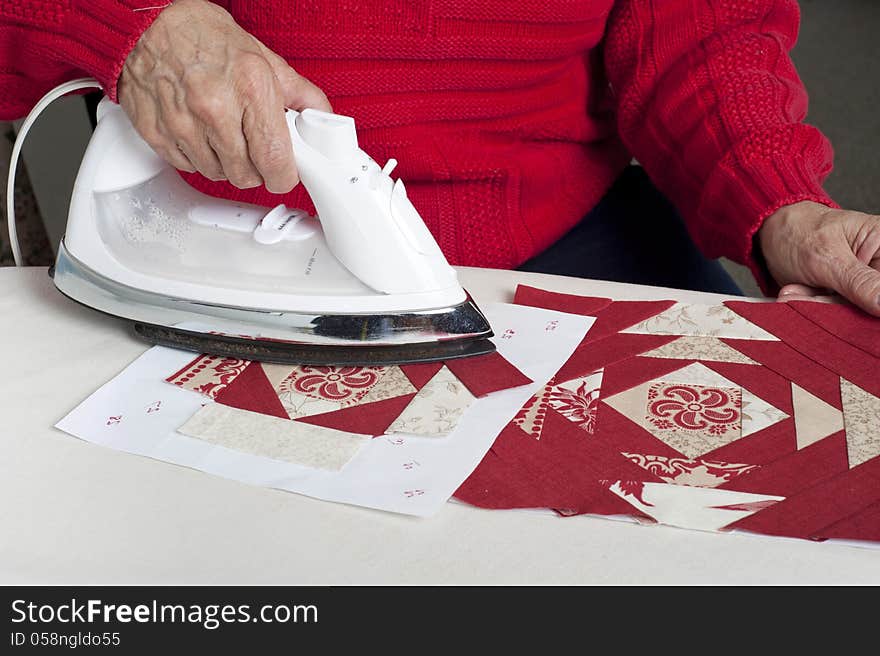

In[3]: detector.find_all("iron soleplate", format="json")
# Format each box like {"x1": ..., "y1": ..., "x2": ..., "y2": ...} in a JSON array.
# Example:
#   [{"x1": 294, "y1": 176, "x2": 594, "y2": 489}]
[{"x1": 134, "y1": 323, "x2": 495, "y2": 365}]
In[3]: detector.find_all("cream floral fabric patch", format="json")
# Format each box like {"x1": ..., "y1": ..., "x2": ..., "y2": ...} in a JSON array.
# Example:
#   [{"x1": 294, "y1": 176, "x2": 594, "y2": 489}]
[
  {"x1": 840, "y1": 378, "x2": 880, "y2": 468},
  {"x1": 644, "y1": 382, "x2": 743, "y2": 458},
  {"x1": 741, "y1": 389, "x2": 789, "y2": 438},
  {"x1": 622, "y1": 453, "x2": 758, "y2": 488},
  {"x1": 621, "y1": 303, "x2": 778, "y2": 340},
  {"x1": 638, "y1": 336, "x2": 758, "y2": 365},
  {"x1": 264, "y1": 364, "x2": 417, "y2": 419},
  {"x1": 547, "y1": 369, "x2": 604, "y2": 434},
  {"x1": 385, "y1": 366, "x2": 475, "y2": 437},
  {"x1": 604, "y1": 363, "x2": 788, "y2": 459},
  {"x1": 166, "y1": 355, "x2": 250, "y2": 399}
]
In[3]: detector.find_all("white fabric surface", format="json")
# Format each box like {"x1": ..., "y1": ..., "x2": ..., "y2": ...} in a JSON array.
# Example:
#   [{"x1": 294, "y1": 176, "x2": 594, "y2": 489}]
[{"x1": 3, "y1": 266, "x2": 880, "y2": 584}]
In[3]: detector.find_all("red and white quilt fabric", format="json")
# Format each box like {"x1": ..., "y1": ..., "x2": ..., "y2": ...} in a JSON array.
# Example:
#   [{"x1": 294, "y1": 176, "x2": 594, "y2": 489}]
[
  {"x1": 167, "y1": 352, "x2": 532, "y2": 439},
  {"x1": 455, "y1": 286, "x2": 880, "y2": 543}
]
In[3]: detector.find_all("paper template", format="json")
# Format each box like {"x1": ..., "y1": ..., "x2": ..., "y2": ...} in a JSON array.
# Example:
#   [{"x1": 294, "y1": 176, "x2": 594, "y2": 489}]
[{"x1": 56, "y1": 303, "x2": 592, "y2": 517}]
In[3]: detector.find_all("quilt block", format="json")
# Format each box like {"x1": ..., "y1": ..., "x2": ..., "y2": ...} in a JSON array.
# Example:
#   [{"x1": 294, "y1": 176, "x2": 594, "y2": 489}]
[{"x1": 456, "y1": 286, "x2": 880, "y2": 543}]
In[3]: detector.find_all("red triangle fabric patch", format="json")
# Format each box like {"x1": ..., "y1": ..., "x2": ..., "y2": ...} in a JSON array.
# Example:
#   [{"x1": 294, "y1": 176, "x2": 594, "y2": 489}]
[
  {"x1": 555, "y1": 334, "x2": 677, "y2": 382},
  {"x1": 725, "y1": 453, "x2": 880, "y2": 538},
  {"x1": 295, "y1": 393, "x2": 417, "y2": 435},
  {"x1": 817, "y1": 499, "x2": 880, "y2": 542},
  {"x1": 214, "y1": 363, "x2": 290, "y2": 419},
  {"x1": 789, "y1": 300, "x2": 880, "y2": 359},
  {"x1": 720, "y1": 338, "x2": 842, "y2": 409},
  {"x1": 726, "y1": 301, "x2": 880, "y2": 398},
  {"x1": 583, "y1": 300, "x2": 678, "y2": 343},
  {"x1": 703, "y1": 361, "x2": 794, "y2": 415},
  {"x1": 703, "y1": 418, "x2": 797, "y2": 466},
  {"x1": 718, "y1": 431, "x2": 847, "y2": 496},
  {"x1": 399, "y1": 362, "x2": 444, "y2": 389}
]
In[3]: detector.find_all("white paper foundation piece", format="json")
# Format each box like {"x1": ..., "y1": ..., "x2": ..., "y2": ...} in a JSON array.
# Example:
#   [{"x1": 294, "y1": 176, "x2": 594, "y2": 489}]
[
  {"x1": 179, "y1": 404, "x2": 369, "y2": 471},
  {"x1": 55, "y1": 303, "x2": 593, "y2": 517}
]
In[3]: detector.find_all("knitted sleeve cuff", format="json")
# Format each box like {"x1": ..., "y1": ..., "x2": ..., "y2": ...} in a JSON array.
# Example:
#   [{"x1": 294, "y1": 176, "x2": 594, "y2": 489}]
[
  {"x1": 694, "y1": 123, "x2": 838, "y2": 295},
  {"x1": 64, "y1": 1, "x2": 169, "y2": 100}
]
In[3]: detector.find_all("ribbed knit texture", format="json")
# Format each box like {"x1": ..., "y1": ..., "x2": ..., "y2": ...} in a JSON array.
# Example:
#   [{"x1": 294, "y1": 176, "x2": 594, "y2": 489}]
[{"x1": 0, "y1": 0, "x2": 836, "y2": 283}]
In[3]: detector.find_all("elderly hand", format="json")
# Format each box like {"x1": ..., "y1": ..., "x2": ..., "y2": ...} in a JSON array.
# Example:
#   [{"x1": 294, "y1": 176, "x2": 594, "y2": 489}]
[
  {"x1": 118, "y1": 0, "x2": 330, "y2": 193},
  {"x1": 758, "y1": 201, "x2": 880, "y2": 316}
]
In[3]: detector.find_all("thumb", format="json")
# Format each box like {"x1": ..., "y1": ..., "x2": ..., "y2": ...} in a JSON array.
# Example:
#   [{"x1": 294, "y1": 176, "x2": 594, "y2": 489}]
[
  {"x1": 828, "y1": 255, "x2": 880, "y2": 317},
  {"x1": 258, "y1": 45, "x2": 332, "y2": 112}
]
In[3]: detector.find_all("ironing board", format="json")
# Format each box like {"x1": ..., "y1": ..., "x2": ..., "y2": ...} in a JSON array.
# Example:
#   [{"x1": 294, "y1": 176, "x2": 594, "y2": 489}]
[{"x1": 2, "y1": 266, "x2": 878, "y2": 584}]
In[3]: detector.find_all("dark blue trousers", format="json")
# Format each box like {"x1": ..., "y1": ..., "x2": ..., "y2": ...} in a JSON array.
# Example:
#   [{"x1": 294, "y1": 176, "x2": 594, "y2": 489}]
[{"x1": 518, "y1": 166, "x2": 743, "y2": 296}]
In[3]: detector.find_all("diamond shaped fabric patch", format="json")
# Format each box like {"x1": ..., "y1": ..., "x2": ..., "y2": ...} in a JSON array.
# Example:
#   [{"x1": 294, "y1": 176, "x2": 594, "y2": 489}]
[
  {"x1": 264, "y1": 364, "x2": 417, "y2": 419},
  {"x1": 604, "y1": 363, "x2": 788, "y2": 459}
]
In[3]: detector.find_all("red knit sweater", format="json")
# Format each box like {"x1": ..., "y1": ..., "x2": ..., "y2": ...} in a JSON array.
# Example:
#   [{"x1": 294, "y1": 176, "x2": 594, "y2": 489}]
[{"x1": 0, "y1": 1, "x2": 836, "y2": 283}]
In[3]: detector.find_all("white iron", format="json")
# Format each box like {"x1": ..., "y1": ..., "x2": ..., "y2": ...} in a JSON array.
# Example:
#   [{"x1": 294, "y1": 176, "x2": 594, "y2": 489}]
[{"x1": 7, "y1": 80, "x2": 494, "y2": 364}]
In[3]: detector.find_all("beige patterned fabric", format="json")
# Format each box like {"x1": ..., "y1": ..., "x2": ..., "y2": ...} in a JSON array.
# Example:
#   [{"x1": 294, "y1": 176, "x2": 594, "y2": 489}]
[
  {"x1": 639, "y1": 336, "x2": 758, "y2": 365},
  {"x1": 166, "y1": 355, "x2": 250, "y2": 399},
  {"x1": 840, "y1": 379, "x2": 880, "y2": 468},
  {"x1": 267, "y1": 365, "x2": 417, "y2": 419},
  {"x1": 386, "y1": 366, "x2": 475, "y2": 437},
  {"x1": 604, "y1": 362, "x2": 788, "y2": 459},
  {"x1": 791, "y1": 383, "x2": 844, "y2": 450},
  {"x1": 178, "y1": 403, "x2": 369, "y2": 470},
  {"x1": 547, "y1": 369, "x2": 604, "y2": 434},
  {"x1": 604, "y1": 379, "x2": 743, "y2": 459},
  {"x1": 741, "y1": 389, "x2": 790, "y2": 438},
  {"x1": 621, "y1": 303, "x2": 778, "y2": 340},
  {"x1": 621, "y1": 453, "x2": 758, "y2": 488}
]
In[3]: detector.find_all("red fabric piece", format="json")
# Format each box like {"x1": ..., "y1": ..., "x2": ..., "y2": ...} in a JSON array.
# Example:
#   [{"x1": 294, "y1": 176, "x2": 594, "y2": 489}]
[
  {"x1": 816, "y1": 500, "x2": 880, "y2": 542},
  {"x1": 702, "y1": 361, "x2": 794, "y2": 415},
  {"x1": 703, "y1": 418, "x2": 796, "y2": 466},
  {"x1": 214, "y1": 363, "x2": 290, "y2": 420},
  {"x1": 399, "y1": 362, "x2": 444, "y2": 390},
  {"x1": 513, "y1": 285, "x2": 613, "y2": 317},
  {"x1": 726, "y1": 455, "x2": 880, "y2": 539},
  {"x1": 789, "y1": 301, "x2": 880, "y2": 359},
  {"x1": 581, "y1": 301, "x2": 677, "y2": 344},
  {"x1": 455, "y1": 425, "x2": 574, "y2": 510},
  {"x1": 444, "y1": 352, "x2": 533, "y2": 398},
  {"x1": 599, "y1": 355, "x2": 696, "y2": 398},
  {"x1": 457, "y1": 410, "x2": 661, "y2": 514},
  {"x1": 726, "y1": 302, "x2": 880, "y2": 398},
  {"x1": 720, "y1": 338, "x2": 842, "y2": 409},
  {"x1": 718, "y1": 431, "x2": 848, "y2": 496},
  {"x1": 295, "y1": 393, "x2": 417, "y2": 435},
  {"x1": 533, "y1": 411, "x2": 665, "y2": 515},
  {"x1": 555, "y1": 334, "x2": 677, "y2": 382},
  {"x1": 453, "y1": 448, "x2": 543, "y2": 510},
  {"x1": 1, "y1": 2, "x2": 835, "y2": 275},
  {"x1": 592, "y1": 403, "x2": 683, "y2": 459}
]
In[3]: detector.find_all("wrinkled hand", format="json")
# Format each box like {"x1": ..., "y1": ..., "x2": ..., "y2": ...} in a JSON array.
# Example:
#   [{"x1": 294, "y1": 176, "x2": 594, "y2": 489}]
[
  {"x1": 118, "y1": 0, "x2": 331, "y2": 193},
  {"x1": 758, "y1": 201, "x2": 880, "y2": 316}
]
